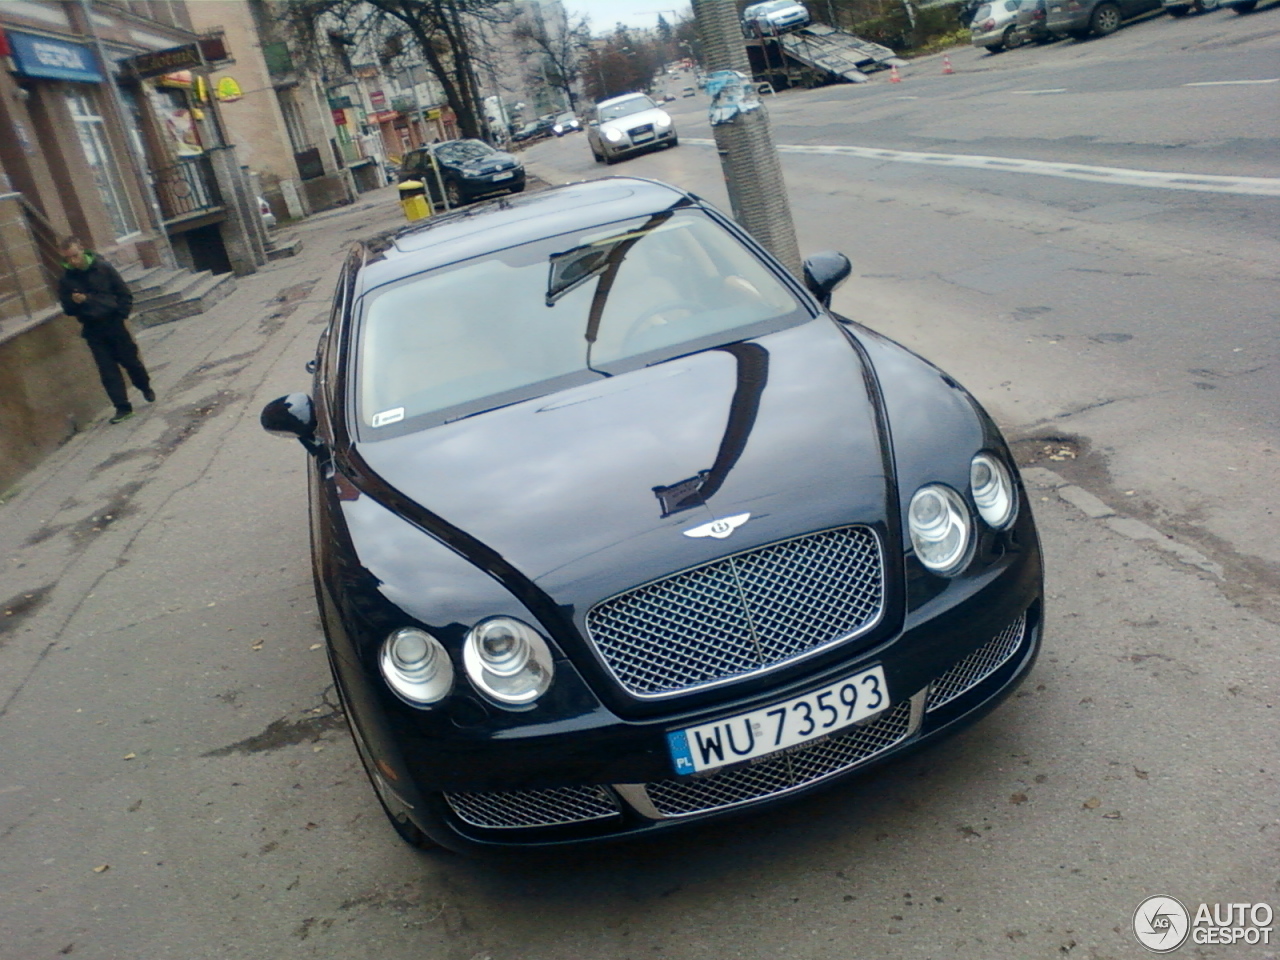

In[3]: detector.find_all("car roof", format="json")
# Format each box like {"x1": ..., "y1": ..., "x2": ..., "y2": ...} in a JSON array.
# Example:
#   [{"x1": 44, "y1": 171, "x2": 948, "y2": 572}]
[
  {"x1": 356, "y1": 178, "x2": 694, "y2": 294},
  {"x1": 596, "y1": 92, "x2": 650, "y2": 107}
]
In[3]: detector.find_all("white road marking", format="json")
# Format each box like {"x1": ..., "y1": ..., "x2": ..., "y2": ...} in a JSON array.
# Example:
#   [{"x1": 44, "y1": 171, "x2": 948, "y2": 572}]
[
  {"x1": 1011, "y1": 88, "x2": 1068, "y2": 95},
  {"x1": 1182, "y1": 78, "x2": 1279, "y2": 86},
  {"x1": 684, "y1": 139, "x2": 1280, "y2": 197}
]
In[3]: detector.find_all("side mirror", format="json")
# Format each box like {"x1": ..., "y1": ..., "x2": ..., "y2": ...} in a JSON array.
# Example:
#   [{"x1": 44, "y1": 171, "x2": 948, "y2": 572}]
[
  {"x1": 261, "y1": 393, "x2": 322, "y2": 454},
  {"x1": 802, "y1": 251, "x2": 852, "y2": 308}
]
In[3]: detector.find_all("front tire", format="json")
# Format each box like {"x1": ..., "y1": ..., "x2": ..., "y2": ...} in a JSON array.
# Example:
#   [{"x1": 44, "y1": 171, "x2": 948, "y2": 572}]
[
  {"x1": 1090, "y1": 2, "x2": 1121, "y2": 34},
  {"x1": 667, "y1": 136, "x2": 679, "y2": 148},
  {"x1": 1193, "y1": 0, "x2": 1219, "y2": 10},
  {"x1": 1002, "y1": 25, "x2": 1023, "y2": 48}
]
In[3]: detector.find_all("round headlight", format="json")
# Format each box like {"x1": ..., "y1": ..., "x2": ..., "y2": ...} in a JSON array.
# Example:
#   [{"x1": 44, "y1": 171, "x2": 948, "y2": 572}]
[
  {"x1": 654, "y1": 114, "x2": 672, "y2": 128},
  {"x1": 908, "y1": 484, "x2": 972, "y2": 576},
  {"x1": 463, "y1": 617, "x2": 554, "y2": 706},
  {"x1": 971, "y1": 453, "x2": 1016, "y2": 529},
  {"x1": 379, "y1": 627, "x2": 454, "y2": 706},
  {"x1": 552, "y1": 124, "x2": 563, "y2": 134},
  {"x1": 604, "y1": 127, "x2": 623, "y2": 142}
]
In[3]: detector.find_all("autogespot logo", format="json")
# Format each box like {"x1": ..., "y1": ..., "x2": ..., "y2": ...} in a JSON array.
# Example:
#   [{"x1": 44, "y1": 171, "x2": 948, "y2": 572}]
[{"x1": 1134, "y1": 896, "x2": 1191, "y2": 953}]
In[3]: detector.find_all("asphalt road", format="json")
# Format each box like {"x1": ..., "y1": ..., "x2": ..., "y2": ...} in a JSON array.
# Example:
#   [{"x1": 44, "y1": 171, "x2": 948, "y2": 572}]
[{"x1": 0, "y1": 12, "x2": 1276, "y2": 960}]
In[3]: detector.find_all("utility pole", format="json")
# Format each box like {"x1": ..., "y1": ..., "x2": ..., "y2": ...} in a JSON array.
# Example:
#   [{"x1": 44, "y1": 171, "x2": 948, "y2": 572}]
[{"x1": 690, "y1": 0, "x2": 801, "y2": 278}]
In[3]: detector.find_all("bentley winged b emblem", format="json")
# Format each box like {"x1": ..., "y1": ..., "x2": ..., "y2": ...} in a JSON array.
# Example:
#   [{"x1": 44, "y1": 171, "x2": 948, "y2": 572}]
[{"x1": 682, "y1": 512, "x2": 751, "y2": 540}]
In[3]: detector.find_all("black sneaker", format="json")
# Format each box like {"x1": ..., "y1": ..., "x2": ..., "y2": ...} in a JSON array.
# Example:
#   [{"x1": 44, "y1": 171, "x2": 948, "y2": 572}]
[
  {"x1": 110, "y1": 408, "x2": 134, "y2": 424},
  {"x1": 142, "y1": 387, "x2": 156, "y2": 403}
]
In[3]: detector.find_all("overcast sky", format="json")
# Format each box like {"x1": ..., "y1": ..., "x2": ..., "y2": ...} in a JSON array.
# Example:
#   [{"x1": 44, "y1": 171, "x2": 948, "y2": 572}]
[{"x1": 567, "y1": 0, "x2": 691, "y2": 31}]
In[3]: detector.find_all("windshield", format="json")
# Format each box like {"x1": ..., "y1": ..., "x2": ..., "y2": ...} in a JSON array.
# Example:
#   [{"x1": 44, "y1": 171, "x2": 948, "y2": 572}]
[
  {"x1": 356, "y1": 210, "x2": 804, "y2": 431},
  {"x1": 762, "y1": 0, "x2": 797, "y2": 11},
  {"x1": 435, "y1": 140, "x2": 493, "y2": 163},
  {"x1": 556, "y1": 112, "x2": 576, "y2": 123},
  {"x1": 598, "y1": 96, "x2": 657, "y2": 121}
]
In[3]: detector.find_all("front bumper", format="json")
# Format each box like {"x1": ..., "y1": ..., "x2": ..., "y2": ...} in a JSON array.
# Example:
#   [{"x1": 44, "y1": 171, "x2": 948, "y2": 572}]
[
  {"x1": 334, "y1": 530, "x2": 1043, "y2": 853},
  {"x1": 459, "y1": 170, "x2": 525, "y2": 198},
  {"x1": 602, "y1": 125, "x2": 677, "y2": 159}
]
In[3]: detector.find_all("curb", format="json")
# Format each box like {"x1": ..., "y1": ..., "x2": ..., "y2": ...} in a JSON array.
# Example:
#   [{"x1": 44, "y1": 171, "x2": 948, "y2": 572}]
[{"x1": 1020, "y1": 466, "x2": 1225, "y2": 580}]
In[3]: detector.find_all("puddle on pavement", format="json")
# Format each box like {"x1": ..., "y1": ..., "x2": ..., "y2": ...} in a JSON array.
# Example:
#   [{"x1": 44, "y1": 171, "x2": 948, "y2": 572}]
[{"x1": 0, "y1": 584, "x2": 54, "y2": 647}]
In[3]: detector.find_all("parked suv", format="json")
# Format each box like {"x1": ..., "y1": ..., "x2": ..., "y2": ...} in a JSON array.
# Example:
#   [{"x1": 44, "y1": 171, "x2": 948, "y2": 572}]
[{"x1": 1045, "y1": 0, "x2": 1161, "y2": 37}]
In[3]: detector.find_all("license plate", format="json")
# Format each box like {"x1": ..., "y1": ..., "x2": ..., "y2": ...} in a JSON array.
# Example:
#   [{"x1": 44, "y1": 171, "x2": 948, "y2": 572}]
[
  {"x1": 667, "y1": 665, "x2": 889, "y2": 775},
  {"x1": 633, "y1": 135, "x2": 654, "y2": 143},
  {"x1": 492, "y1": 171, "x2": 514, "y2": 181}
]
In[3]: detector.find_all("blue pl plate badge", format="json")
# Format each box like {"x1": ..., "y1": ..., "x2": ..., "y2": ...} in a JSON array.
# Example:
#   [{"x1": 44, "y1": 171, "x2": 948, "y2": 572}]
[{"x1": 668, "y1": 730, "x2": 696, "y2": 775}]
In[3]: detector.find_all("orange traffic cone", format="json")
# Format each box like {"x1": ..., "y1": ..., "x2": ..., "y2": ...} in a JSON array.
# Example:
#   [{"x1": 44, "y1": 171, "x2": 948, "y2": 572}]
[
  {"x1": 942, "y1": 55, "x2": 954, "y2": 75},
  {"x1": 889, "y1": 64, "x2": 902, "y2": 83}
]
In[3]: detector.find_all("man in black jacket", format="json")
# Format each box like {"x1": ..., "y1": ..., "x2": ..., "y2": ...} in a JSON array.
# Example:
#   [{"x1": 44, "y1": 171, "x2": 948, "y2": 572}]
[{"x1": 58, "y1": 236, "x2": 155, "y2": 424}]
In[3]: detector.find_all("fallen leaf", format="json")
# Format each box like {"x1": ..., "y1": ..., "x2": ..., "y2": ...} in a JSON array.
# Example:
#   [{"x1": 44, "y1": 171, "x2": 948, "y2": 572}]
[
  {"x1": 1009, "y1": 792, "x2": 1028, "y2": 804},
  {"x1": 251, "y1": 639, "x2": 264, "y2": 651},
  {"x1": 1134, "y1": 768, "x2": 1149, "y2": 780},
  {"x1": 308, "y1": 643, "x2": 322, "y2": 651},
  {"x1": 122, "y1": 753, "x2": 136, "y2": 761},
  {"x1": 1102, "y1": 811, "x2": 1122, "y2": 819},
  {"x1": 92, "y1": 864, "x2": 109, "y2": 873},
  {"x1": 1082, "y1": 796, "x2": 1101, "y2": 809}
]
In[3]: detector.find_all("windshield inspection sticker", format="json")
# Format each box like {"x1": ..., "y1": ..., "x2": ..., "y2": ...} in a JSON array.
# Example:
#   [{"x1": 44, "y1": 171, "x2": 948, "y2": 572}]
[{"x1": 371, "y1": 407, "x2": 405, "y2": 428}]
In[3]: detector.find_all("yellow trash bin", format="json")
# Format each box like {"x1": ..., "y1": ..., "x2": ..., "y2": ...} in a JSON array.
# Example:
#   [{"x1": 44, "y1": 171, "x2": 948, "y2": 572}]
[{"x1": 398, "y1": 180, "x2": 432, "y2": 222}]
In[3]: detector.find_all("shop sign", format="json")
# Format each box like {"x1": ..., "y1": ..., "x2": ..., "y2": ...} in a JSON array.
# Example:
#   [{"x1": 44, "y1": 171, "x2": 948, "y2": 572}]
[
  {"x1": 332, "y1": 108, "x2": 348, "y2": 125},
  {"x1": 126, "y1": 42, "x2": 201, "y2": 78},
  {"x1": 369, "y1": 90, "x2": 386, "y2": 110},
  {"x1": 215, "y1": 77, "x2": 243, "y2": 102},
  {"x1": 6, "y1": 30, "x2": 103, "y2": 83},
  {"x1": 371, "y1": 110, "x2": 398, "y2": 123}
]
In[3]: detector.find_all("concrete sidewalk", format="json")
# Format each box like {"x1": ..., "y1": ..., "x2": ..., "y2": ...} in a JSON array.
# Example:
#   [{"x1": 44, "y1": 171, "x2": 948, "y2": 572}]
[{"x1": 0, "y1": 184, "x2": 406, "y2": 675}]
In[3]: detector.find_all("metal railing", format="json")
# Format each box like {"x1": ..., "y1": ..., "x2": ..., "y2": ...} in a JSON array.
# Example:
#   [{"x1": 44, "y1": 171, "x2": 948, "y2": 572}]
[{"x1": 151, "y1": 156, "x2": 223, "y2": 222}]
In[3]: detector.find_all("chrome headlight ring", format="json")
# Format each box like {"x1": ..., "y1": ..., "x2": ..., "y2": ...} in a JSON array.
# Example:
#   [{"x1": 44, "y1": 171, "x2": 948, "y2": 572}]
[
  {"x1": 907, "y1": 484, "x2": 973, "y2": 576},
  {"x1": 463, "y1": 617, "x2": 555, "y2": 707},
  {"x1": 971, "y1": 452, "x2": 1017, "y2": 530},
  {"x1": 379, "y1": 627, "x2": 454, "y2": 707}
]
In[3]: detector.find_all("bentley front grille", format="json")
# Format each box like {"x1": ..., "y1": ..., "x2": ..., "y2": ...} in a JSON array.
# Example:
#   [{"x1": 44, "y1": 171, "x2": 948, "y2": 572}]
[
  {"x1": 585, "y1": 526, "x2": 884, "y2": 697},
  {"x1": 643, "y1": 699, "x2": 913, "y2": 817},
  {"x1": 444, "y1": 785, "x2": 621, "y2": 829},
  {"x1": 925, "y1": 613, "x2": 1028, "y2": 712}
]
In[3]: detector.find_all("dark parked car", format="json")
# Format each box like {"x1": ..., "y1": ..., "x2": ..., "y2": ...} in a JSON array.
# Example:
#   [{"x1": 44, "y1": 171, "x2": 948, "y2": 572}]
[
  {"x1": 510, "y1": 122, "x2": 543, "y2": 143},
  {"x1": 1044, "y1": 0, "x2": 1167, "y2": 35},
  {"x1": 1162, "y1": 0, "x2": 1217, "y2": 13},
  {"x1": 261, "y1": 177, "x2": 1044, "y2": 854},
  {"x1": 1046, "y1": 0, "x2": 1161, "y2": 37},
  {"x1": 397, "y1": 139, "x2": 525, "y2": 207}
]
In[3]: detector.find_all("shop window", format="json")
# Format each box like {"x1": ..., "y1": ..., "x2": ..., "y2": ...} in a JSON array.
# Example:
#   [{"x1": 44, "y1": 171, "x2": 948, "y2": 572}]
[{"x1": 65, "y1": 88, "x2": 139, "y2": 241}]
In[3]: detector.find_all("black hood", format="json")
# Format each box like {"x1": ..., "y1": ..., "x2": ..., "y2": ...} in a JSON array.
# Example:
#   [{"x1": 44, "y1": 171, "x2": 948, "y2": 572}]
[{"x1": 354, "y1": 317, "x2": 892, "y2": 608}]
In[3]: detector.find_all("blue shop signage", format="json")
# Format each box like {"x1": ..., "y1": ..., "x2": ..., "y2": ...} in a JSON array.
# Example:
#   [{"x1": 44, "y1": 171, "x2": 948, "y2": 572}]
[{"x1": 6, "y1": 30, "x2": 104, "y2": 83}]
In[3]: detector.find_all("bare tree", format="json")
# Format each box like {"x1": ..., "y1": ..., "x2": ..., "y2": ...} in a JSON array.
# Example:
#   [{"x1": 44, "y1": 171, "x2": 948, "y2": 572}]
[
  {"x1": 283, "y1": 0, "x2": 510, "y2": 140},
  {"x1": 511, "y1": 10, "x2": 589, "y2": 111}
]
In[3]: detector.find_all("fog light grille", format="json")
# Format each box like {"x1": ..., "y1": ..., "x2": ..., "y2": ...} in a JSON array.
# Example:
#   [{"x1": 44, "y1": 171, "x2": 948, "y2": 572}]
[
  {"x1": 925, "y1": 614, "x2": 1027, "y2": 712},
  {"x1": 444, "y1": 785, "x2": 620, "y2": 829}
]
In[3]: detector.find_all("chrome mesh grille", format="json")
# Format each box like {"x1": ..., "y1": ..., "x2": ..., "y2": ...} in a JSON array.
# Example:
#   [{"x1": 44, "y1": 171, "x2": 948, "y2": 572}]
[
  {"x1": 644, "y1": 700, "x2": 912, "y2": 817},
  {"x1": 444, "y1": 785, "x2": 620, "y2": 829},
  {"x1": 585, "y1": 526, "x2": 884, "y2": 697},
  {"x1": 926, "y1": 614, "x2": 1027, "y2": 712}
]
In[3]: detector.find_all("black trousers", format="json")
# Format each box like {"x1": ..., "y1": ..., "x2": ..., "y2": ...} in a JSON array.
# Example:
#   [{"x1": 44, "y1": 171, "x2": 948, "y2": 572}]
[{"x1": 84, "y1": 324, "x2": 150, "y2": 410}]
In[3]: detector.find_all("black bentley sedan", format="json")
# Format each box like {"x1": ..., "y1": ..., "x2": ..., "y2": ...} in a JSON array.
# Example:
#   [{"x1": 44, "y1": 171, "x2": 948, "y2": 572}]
[
  {"x1": 262, "y1": 178, "x2": 1043, "y2": 854},
  {"x1": 398, "y1": 138, "x2": 525, "y2": 208}
]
